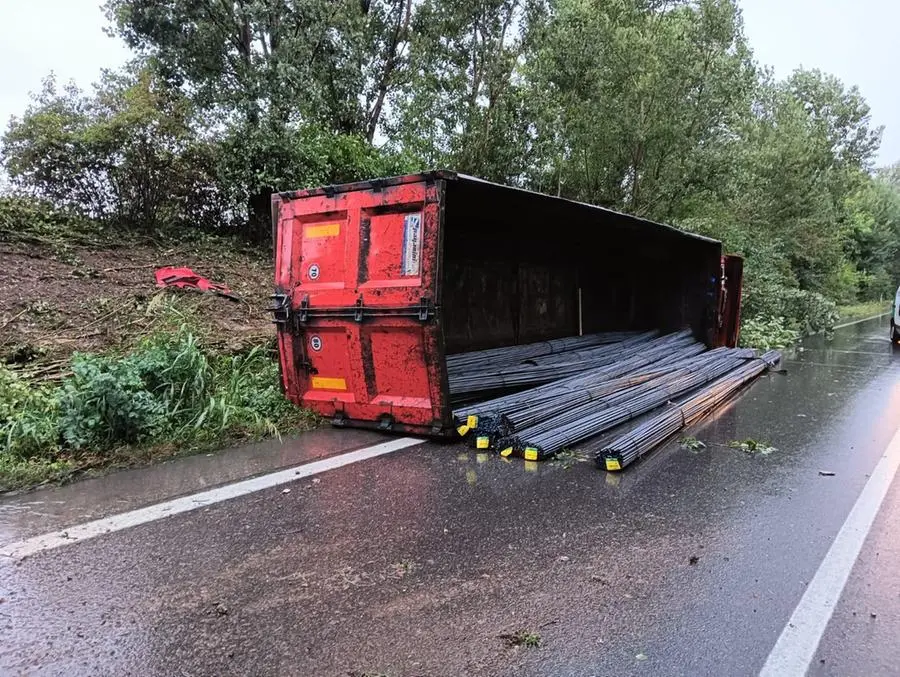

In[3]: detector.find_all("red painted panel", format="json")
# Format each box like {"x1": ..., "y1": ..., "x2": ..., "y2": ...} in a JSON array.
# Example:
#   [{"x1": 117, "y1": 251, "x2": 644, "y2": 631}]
[
  {"x1": 295, "y1": 210, "x2": 348, "y2": 290},
  {"x1": 368, "y1": 327, "x2": 431, "y2": 404},
  {"x1": 273, "y1": 179, "x2": 448, "y2": 435}
]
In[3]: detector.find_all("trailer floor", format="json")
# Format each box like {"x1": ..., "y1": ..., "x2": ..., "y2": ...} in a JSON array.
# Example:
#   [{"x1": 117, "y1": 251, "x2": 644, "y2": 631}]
[{"x1": 2, "y1": 316, "x2": 900, "y2": 677}]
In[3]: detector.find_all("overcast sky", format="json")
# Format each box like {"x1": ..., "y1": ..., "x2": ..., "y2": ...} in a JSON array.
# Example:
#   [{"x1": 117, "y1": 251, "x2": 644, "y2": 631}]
[{"x1": 0, "y1": 0, "x2": 897, "y2": 166}]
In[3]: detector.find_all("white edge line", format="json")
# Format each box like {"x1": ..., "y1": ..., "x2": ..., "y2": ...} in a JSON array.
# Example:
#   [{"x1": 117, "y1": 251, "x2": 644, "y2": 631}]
[
  {"x1": 759, "y1": 424, "x2": 900, "y2": 677},
  {"x1": 1, "y1": 437, "x2": 422, "y2": 562},
  {"x1": 833, "y1": 312, "x2": 889, "y2": 330}
]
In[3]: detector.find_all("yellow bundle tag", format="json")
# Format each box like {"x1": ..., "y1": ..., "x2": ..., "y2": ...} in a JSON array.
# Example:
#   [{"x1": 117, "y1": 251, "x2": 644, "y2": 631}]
[
  {"x1": 605, "y1": 458, "x2": 622, "y2": 471},
  {"x1": 467, "y1": 415, "x2": 478, "y2": 428},
  {"x1": 457, "y1": 425, "x2": 470, "y2": 436},
  {"x1": 524, "y1": 448, "x2": 539, "y2": 461},
  {"x1": 500, "y1": 447, "x2": 513, "y2": 457},
  {"x1": 476, "y1": 436, "x2": 490, "y2": 449}
]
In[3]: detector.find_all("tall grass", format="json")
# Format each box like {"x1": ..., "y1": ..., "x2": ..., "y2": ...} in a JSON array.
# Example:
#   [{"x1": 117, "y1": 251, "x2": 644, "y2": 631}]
[{"x1": 0, "y1": 327, "x2": 314, "y2": 491}]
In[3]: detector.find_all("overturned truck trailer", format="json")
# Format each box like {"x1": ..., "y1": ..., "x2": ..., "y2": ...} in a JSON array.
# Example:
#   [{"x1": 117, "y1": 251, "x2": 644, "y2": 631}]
[{"x1": 271, "y1": 170, "x2": 742, "y2": 436}]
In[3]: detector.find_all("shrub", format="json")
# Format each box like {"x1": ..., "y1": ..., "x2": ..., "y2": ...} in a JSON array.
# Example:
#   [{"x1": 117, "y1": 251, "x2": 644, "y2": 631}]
[
  {"x1": 742, "y1": 283, "x2": 839, "y2": 336},
  {"x1": 739, "y1": 316, "x2": 801, "y2": 350},
  {"x1": 2, "y1": 328, "x2": 310, "y2": 490},
  {"x1": 57, "y1": 327, "x2": 300, "y2": 451},
  {"x1": 59, "y1": 354, "x2": 165, "y2": 450}
]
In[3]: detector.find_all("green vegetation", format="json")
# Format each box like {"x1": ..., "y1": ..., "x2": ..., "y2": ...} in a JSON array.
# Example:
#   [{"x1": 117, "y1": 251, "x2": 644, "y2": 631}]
[
  {"x1": 0, "y1": 325, "x2": 316, "y2": 492},
  {"x1": 3, "y1": 0, "x2": 900, "y2": 486},
  {"x1": 679, "y1": 437, "x2": 707, "y2": 452},
  {"x1": 500, "y1": 630, "x2": 542, "y2": 648},
  {"x1": 728, "y1": 439, "x2": 777, "y2": 456},
  {"x1": 837, "y1": 301, "x2": 890, "y2": 323}
]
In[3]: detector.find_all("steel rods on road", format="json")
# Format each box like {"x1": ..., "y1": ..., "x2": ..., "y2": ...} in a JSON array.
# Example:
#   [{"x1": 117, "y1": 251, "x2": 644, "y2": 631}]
[
  {"x1": 598, "y1": 350, "x2": 782, "y2": 470},
  {"x1": 447, "y1": 329, "x2": 776, "y2": 471}
]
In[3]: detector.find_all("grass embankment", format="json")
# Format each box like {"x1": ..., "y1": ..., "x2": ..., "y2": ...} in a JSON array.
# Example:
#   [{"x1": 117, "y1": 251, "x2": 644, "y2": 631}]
[
  {"x1": 836, "y1": 300, "x2": 890, "y2": 324},
  {"x1": 1, "y1": 213, "x2": 316, "y2": 493}
]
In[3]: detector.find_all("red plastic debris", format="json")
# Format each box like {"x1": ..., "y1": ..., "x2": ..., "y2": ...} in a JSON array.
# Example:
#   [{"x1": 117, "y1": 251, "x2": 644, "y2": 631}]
[{"x1": 154, "y1": 266, "x2": 242, "y2": 302}]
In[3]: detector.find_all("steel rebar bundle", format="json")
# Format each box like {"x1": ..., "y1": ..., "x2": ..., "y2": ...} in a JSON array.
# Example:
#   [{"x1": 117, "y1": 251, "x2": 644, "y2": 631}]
[
  {"x1": 445, "y1": 331, "x2": 641, "y2": 376},
  {"x1": 503, "y1": 349, "x2": 759, "y2": 460},
  {"x1": 493, "y1": 345, "x2": 729, "y2": 436},
  {"x1": 448, "y1": 330, "x2": 691, "y2": 398},
  {"x1": 598, "y1": 350, "x2": 781, "y2": 470},
  {"x1": 452, "y1": 331, "x2": 700, "y2": 431}
]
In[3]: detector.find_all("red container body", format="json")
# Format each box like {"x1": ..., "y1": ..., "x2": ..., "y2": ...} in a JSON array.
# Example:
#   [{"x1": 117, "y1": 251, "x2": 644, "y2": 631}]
[{"x1": 273, "y1": 171, "x2": 741, "y2": 437}]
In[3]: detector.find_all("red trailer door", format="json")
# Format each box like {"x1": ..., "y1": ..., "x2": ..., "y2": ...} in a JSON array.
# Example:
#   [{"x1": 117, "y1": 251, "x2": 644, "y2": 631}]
[
  {"x1": 718, "y1": 255, "x2": 744, "y2": 348},
  {"x1": 272, "y1": 179, "x2": 449, "y2": 435}
]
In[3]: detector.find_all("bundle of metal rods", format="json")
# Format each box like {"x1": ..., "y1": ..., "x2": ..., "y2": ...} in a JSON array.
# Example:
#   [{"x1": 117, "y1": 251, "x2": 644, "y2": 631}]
[
  {"x1": 448, "y1": 330, "x2": 689, "y2": 397},
  {"x1": 496, "y1": 348, "x2": 759, "y2": 460},
  {"x1": 598, "y1": 350, "x2": 782, "y2": 470},
  {"x1": 453, "y1": 331, "x2": 699, "y2": 433},
  {"x1": 446, "y1": 331, "x2": 641, "y2": 376}
]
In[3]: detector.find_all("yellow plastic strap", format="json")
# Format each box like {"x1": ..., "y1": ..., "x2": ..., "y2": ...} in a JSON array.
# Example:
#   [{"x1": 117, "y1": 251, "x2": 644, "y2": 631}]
[
  {"x1": 476, "y1": 436, "x2": 490, "y2": 449},
  {"x1": 524, "y1": 448, "x2": 539, "y2": 461}
]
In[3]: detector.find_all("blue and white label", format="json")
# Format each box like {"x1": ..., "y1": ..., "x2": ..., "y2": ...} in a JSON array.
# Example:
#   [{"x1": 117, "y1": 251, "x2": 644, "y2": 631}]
[{"x1": 401, "y1": 213, "x2": 423, "y2": 277}]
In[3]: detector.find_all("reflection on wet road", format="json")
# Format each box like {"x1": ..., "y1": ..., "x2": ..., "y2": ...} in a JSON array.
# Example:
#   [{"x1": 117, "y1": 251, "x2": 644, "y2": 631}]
[{"x1": 2, "y1": 316, "x2": 900, "y2": 676}]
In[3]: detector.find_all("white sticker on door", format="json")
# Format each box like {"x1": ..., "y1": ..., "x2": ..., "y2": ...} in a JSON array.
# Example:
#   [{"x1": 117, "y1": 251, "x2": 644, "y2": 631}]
[{"x1": 401, "y1": 213, "x2": 423, "y2": 277}]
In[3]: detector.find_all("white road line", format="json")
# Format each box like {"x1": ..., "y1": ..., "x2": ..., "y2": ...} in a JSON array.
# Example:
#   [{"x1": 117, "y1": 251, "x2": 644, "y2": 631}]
[
  {"x1": 759, "y1": 424, "x2": 900, "y2": 677},
  {"x1": 833, "y1": 312, "x2": 889, "y2": 330},
  {"x1": 1, "y1": 437, "x2": 422, "y2": 562}
]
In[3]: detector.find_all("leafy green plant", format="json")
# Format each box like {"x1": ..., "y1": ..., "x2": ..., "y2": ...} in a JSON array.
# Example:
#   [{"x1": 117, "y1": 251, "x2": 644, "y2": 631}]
[
  {"x1": 59, "y1": 354, "x2": 165, "y2": 450},
  {"x1": 728, "y1": 439, "x2": 777, "y2": 456},
  {"x1": 2, "y1": 328, "x2": 314, "y2": 491},
  {"x1": 679, "y1": 437, "x2": 706, "y2": 452},
  {"x1": 739, "y1": 316, "x2": 801, "y2": 350},
  {"x1": 500, "y1": 630, "x2": 541, "y2": 648}
]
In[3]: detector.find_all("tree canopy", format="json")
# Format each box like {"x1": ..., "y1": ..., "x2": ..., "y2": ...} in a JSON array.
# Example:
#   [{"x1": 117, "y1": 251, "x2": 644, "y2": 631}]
[{"x1": 3, "y1": 0, "x2": 899, "y2": 332}]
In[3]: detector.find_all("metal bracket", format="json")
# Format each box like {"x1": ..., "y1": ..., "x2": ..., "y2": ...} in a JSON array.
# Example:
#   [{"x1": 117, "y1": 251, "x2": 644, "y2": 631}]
[
  {"x1": 298, "y1": 295, "x2": 310, "y2": 323},
  {"x1": 269, "y1": 291, "x2": 292, "y2": 326},
  {"x1": 292, "y1": 297, "x2": 436, "y2": 324}
]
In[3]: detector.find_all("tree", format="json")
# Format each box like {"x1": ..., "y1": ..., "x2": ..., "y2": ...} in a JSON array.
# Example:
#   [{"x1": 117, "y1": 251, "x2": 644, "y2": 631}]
[
  {"x1": 526, "y1": 0, "x2": 756, "y2": 215},
  {"x1": 386, "y1": 0, "x2": 549, "y2": 182},
  {"x1": 2, "y1": 66, "x2": 213, "y2": 231},
  {"x1": 104, "y1": 0, "x2": 418, "y2": 234}
]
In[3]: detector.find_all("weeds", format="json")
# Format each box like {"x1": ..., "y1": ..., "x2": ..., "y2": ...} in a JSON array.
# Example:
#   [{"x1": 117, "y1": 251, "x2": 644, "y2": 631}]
[
  {"x1": 551, "y1": 448, "x2": 590, "y2": 469},
  {"x1": 739, "y1": 317, "x2": 801, "y2": 350},
  {"x1": 0, "y1": 326, "x2": 315, "y2": 492},
  {"x1": 728, "y1": 439, "x2": 777, "y2": 455},
  {"x1": 500, "y1": 630, "x2": 541, "y2": 648},
  {"x1": 679, "y1": 436, "x2": 707, "y2": 452}
]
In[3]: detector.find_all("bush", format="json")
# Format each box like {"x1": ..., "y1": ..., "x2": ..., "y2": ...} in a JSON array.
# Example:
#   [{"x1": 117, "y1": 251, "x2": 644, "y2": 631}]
[
  {"x1": 59, "y1": 354, "x2": 165, "y2": 450},
  {"x1": 56, "y1": 327, "x2": 297, "y2": 451},
  {"x1": 739, "y1": 316, "x2": 800, "y2": 350},
  {"x1": 2, "y1": 328, "x2": 309, "y2": 490},
  {"x1": 742, "y1": 283, "x2": 839, "y2": 336},
  {"x1": 0, "y1": 195, "x2": 91, "y2": 244}
]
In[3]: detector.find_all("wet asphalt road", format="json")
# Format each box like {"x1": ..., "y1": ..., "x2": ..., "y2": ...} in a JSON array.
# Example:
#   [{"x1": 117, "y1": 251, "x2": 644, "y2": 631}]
[{"x1": 2, "y1": 316, "x2": 900, "y2": 677}]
